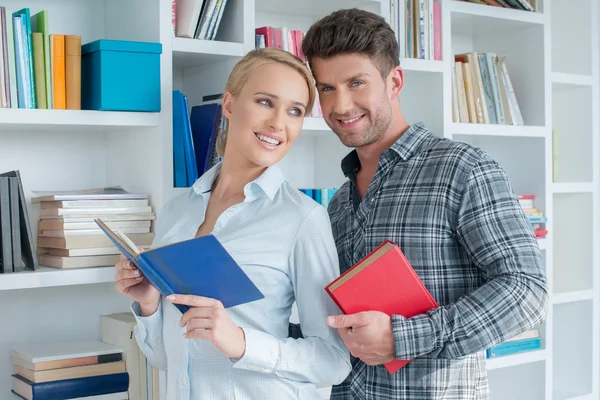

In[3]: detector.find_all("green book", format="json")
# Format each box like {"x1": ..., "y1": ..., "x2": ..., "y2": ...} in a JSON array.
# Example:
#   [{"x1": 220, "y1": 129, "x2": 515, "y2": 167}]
[
  {"x1": 31, "y1": 32, "x2": 47, "y2": 109},
  {"x1": 31, "y1": 10, "x2": 52, "y2": 109}
]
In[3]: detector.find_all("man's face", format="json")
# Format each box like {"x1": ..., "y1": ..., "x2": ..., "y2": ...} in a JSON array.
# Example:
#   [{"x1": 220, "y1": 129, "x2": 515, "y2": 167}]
[{"x1": 311, "y1": 54, "x2": 396, "y2": 148}]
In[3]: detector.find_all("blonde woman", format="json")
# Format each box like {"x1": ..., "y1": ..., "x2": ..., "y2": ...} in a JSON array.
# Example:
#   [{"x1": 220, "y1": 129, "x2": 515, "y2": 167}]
[{"x1": 113, "y1": 48, "x2": 351, "y2": 399}]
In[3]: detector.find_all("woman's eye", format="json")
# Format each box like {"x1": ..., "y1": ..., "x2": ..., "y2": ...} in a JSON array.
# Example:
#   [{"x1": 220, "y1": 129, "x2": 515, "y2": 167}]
[
  {"x1": 258, "y1": 99, "x2": 271, "y2": 106},
  {"x1": 290, "y1": 108, "x2": 302, "y2": 117}
]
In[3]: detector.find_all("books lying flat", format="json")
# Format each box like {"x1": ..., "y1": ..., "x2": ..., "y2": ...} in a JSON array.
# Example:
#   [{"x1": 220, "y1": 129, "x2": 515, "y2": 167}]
[
  {"x1": 37, "y1": 232, "x2": 155, "y2": 249},
  {"x1": 39, "y1": 254, "x2": 121, "y2": 269},
  {"x1": 95, "y1": 218, "x2": 264, "y2": 313},
  {"x1": 31, "y1": 186, "x2": 148, "y2": 202},
  {"x1": 12, "y1": 372, "x2": 129, "y2": 400},
  {"x1": 11, "y1": 340, "x2": 123, "y2": 371},
  {"x1": 325, "y1": 240, "x2": 438, "y2": 374},
  {"x1": 14, "y1": 360, "x2": 126, "y2": 383}
]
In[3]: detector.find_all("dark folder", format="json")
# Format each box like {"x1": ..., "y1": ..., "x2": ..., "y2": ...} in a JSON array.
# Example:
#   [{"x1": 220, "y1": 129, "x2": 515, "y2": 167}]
[{"x1": 95, "y1": 218, "x2": 264, "y2": 313}]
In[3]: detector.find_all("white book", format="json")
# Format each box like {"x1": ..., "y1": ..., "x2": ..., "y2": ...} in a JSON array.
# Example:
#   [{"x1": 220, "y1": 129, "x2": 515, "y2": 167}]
[
  {"x1": 11, "y1": 340, "x2": 122, "y2": 367},
  {"x1": 175, "y1": 0, "x2": 205, "y2": 38},
  {"x1": 39, "y1": 206, "x2": 153, "y2": 217},
  {"x1": 40, "y1": 227, "x2": 150, "y2": 237},
  {"x1": 31, "y1": 187, "x2": 148, "y2": 203}
]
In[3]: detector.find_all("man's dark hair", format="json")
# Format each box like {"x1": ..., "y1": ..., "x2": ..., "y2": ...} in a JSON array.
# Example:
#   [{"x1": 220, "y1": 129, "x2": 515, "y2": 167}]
[{"x1": 302, "y1": 8, "x2": 400, "y2": 78}]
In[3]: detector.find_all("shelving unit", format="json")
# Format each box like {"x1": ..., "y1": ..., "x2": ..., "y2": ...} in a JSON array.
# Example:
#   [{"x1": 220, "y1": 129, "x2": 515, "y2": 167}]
[{"x1": 0, "y1": 0, "x2": 597, "y2": 399}]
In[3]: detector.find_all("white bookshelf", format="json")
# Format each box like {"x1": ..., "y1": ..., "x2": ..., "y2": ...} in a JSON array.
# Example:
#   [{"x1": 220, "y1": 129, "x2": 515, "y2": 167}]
[{"x1": 0, "y1": 0, "x2": 597, "y2": 399}]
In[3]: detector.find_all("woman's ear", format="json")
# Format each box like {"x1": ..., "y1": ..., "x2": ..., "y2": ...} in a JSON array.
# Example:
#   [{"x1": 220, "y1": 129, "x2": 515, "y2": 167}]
[{"x1": 221, "y1": 92, "x2": 234, "y2": 119}]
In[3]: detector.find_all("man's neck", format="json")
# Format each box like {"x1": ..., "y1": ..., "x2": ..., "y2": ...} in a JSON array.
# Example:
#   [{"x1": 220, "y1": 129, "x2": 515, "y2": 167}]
[{"x1": 356, "y1": 108, "x2": 410, "y2": 177}]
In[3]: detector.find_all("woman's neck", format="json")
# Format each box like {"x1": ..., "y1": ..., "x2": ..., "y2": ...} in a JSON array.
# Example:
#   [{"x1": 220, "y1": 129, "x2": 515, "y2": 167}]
[{"x1": 212, "y1": 156, "x2": 266, "y2": 201}]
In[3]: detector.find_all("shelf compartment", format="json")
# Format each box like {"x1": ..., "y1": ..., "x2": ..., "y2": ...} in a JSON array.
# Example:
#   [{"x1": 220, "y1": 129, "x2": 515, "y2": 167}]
[
  {"x1": 451, "y1": 123, "x2": 546, "y2": 137},
  {"x1": 551, "y1": 84, "x2": 593, "y2": 183},
  {"x1": 0, "y1": 109, "x2": 159, "y2": 132},
  {"x1": 551, "y1": 0, "x2": 593, "y2": 76},
  {"x1": 553, "y1": 192, "x2": 593, "y2": 294},
  {"x1": 552, "y1": 72, "x2": 594, "y2": 88},
  {"x1": 450, "y1": 1, "x2": 544, "y2": 32},
  {"x1": 400, "y1": 58, "x2": 445, "y2": 73},
  {"x1": 552, "y1": 300, "x2": 593, "y2": 399},
  {"x1": 552, "y1": 289, "x2": 594, "y2": 305},
  {"x1": 488, "y1": 361, "x2": 545, "y2": 400},
  {"x1": 172, "y1": 38, "x2": 244, "y2": 68},
  {"x1": 255, "y1": 0, "x2": 382, "y2": 18}
]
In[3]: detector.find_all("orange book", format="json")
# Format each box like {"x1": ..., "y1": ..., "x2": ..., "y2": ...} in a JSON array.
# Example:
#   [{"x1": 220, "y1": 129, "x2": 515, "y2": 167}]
[
  {"x1": 325, "y1": 240, "x2": 438, "y2": 374},
  {"x1": 65, "y1": 35, "x2": 81, "y2": 110},
  {"x1": 51, "y1": 34, "x2": 66, "y2": 109}
]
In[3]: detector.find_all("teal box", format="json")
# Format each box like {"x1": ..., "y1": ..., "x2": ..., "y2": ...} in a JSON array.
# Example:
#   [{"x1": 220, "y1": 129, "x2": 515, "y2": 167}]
[{"x1": 81, "y1": 40, "x2": 162, "y2": 112}]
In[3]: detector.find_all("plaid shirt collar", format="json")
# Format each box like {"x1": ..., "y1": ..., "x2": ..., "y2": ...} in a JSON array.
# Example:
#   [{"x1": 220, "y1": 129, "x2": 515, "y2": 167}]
[{"x1": 341, "y1": 122, "x2": 433, "y2": 179}]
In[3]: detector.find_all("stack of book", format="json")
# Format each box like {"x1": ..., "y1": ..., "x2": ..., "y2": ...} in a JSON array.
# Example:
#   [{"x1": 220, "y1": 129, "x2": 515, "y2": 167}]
[
  {"x1": 300, "y1": 188, "x2": 339, "y2": 209},
  {"x1": 0, "y1": 7, "x2": 82, "y2": 110},
  {"x1": 173, "y1": 0, "x2": 229, "y2": 41},
  {"x1": 10, "y1": 340, "x2": 129, "y2": 399},
  {"x1": 452, "y1": 52, "x2": 524, "y2": 126},
  {"x1": 0, "y1": 170, "x2": 38, "y2": 274},
  {"x1": 32, "y1": 187, "x2": 155, "y2": 269},
  {"x1": 486, "y1": 328, "x2": 541, "y2": 358},
  {"x1": 458, "y1": 0, "x2": 539, "y2": 12},
  {"x1": 518, "y1": 194, "x2": 548, "y2": 239},
  {"x1": 254, "y1": 26, "x2": 323, "y2": 118}
]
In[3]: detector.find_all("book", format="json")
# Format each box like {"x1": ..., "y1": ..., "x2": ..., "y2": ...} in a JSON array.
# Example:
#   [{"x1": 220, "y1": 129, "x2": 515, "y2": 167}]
[
  {"x1": 325, "y1": 240, "x2": 438, "y2": 374},
  {"x1": 94, "y1": 218, "x2": 264, "y2": 313},
  {"x1": 11, "y1": 340, "x2": 123, "y2": 371}
]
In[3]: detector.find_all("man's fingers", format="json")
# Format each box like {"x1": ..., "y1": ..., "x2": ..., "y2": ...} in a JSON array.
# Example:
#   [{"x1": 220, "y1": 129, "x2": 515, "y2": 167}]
[
  {"x1": 167, "y1": 294, "x2": 223, "y2": 309},
  {"x1": 327, "y1": 313, "x2": 362, "y2": 329}
]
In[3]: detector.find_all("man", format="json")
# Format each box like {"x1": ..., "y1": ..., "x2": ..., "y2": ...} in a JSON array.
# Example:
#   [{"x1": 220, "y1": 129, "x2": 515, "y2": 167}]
[{"x1": 300, "y1": 8, "x2": 548, "y2": 400}]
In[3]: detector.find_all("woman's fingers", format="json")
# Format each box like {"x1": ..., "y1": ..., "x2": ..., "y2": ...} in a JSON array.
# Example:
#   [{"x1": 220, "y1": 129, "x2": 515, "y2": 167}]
[
  {"x1": 185, "y1": 318, "x2": 214, "y2": 332},
  {"x1": 116, "y1": 276, "x2": 144, "y2": 294}
]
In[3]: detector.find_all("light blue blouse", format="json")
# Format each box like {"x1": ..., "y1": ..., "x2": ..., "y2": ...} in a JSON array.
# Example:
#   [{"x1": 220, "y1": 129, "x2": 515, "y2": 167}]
[{"x1": 132, "y1": 162, "x2": 351, "y2": 399}]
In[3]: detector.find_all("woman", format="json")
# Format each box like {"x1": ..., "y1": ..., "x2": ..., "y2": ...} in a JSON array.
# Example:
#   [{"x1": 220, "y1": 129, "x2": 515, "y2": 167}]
[{"x1": 113, "y1": 48, "x2": 351, "y2": 399}]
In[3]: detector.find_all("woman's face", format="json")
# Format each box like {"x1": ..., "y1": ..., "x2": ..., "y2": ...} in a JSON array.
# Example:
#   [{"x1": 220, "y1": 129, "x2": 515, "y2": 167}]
[{"x1": 222, "y1": 61, "x2": 310, "y2": 168}]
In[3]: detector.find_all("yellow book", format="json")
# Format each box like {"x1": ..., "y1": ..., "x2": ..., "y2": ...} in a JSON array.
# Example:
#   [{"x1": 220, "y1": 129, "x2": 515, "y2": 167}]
[
  {"x1": 50, "y1": 34, "x2": 66, "y2": 109},
  {"x1": 65, "y1": 35, "x2": 81, "y2": 110}
]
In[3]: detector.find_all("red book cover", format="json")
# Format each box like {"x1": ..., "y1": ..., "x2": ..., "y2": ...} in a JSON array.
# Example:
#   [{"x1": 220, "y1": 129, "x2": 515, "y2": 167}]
[
  {"x1": 325, "y1": 240, "x2": 438, "y2": 374},
  {"x1": 255, "y1": 26, "x2": 274, "y2": 48}
]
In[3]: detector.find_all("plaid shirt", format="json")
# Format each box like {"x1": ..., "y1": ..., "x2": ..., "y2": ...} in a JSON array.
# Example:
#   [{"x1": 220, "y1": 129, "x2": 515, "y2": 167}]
[{"x1": 327, "y1": 122, "x2": 548, "y2": 400}]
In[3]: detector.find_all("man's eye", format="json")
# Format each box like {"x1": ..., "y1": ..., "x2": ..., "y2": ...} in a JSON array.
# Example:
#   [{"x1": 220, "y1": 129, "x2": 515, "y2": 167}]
[{"x1": 351, "y1": 81, "x2": 363, "y2": 87}]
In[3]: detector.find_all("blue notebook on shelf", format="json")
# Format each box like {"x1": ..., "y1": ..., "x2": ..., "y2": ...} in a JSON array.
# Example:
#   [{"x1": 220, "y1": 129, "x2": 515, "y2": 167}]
[{"x1": 95, "y1": 218, "x2": 264, "y2": 313}]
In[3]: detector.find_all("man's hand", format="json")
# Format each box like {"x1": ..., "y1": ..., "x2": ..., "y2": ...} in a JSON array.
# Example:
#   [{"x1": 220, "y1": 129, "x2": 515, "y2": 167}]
[
  {"x1": 167, "y1": 294, "x2": 246, "y2": 359},
  {"x1": 327, "y1": 311, "x2": 396, "y2": 366}
]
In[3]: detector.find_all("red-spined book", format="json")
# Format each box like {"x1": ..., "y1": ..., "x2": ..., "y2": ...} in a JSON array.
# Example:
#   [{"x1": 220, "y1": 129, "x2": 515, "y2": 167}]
[{"x1": 325, "y1": 240, "x2": 438, "y2": 374}]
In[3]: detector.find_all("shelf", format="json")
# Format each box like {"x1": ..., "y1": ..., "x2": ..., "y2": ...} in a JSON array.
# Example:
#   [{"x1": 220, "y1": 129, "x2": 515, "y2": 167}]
[
  {"x1": 451, "y1": 123, "x2": 546, "y2": 138},
  {"x1": 400, "y1": 58, "x2": 444, "y2": 73},
  {"x1": 537, "y1": 238, "x2": 547, "y2": 250},
  {"x1": 552, "y1": 182, "x2": 594, "y2": 194},
  {"x1": 486, "y1": 349, "x2": 546, "y2": 371},
  {"x1": 0, "y1": 109, "x2": 160, "y2": 132},
  {"x1": 0, "y1": 267, "x2": 115, "y2": 291},
  {"x1": 172, "y1": 38, "x2": 245, "y2": 68},
  {"x1": 302, "y1": 117, "x2": 331, "y2": 134},
  {"x1": 552, "y1": 72, "x2": 594, "y2": 88},
  {"x1": 255, "y1": 0, "x2": 382, "y2": 17},
  {"x1": 450, "y1": 0, "x2": 544, "y2": 35},
  {"x1": 553, "y1": 289, "x2": 594, "y2": 305}
]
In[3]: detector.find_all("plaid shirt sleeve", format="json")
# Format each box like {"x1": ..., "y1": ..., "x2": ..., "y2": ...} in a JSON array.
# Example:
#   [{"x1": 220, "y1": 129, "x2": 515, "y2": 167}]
[{"x1": 392, "y1": 154, "x2": 549, "y2": 360}]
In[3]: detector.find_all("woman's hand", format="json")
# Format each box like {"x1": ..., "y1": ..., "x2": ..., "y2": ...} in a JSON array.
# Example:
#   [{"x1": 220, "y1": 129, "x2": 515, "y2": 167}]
[
  {"x1": 114, "y1": 254, "x2": 161, "y2": 315},
  {"x1": 167, "y1": 294, "x2": 246, "y2": 359}
]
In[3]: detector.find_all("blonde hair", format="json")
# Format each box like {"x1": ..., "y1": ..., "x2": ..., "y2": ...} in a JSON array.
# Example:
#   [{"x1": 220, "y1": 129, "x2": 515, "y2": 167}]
[{"x1": 216, "y1": 48, "x2": 316, "y2": 156}]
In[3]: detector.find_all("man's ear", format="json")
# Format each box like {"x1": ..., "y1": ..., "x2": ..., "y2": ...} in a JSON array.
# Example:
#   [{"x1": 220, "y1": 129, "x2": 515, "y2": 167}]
[
  {"x1": 221, "y1": 92, "x2": 234, "y2": 119},
  {"x1": 389, "y1": 66, "x2": 404, "y2": 99}
]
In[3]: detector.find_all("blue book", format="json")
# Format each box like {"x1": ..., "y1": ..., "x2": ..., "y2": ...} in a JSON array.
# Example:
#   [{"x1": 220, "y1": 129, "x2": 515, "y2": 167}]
[
  {"x1": 12, "y1": 372, "x2": 129, "y2": 400},
  {"x1": 95, "y1": 219, "x2": 264, "y2": 313},
  {"x1": 13, "y1": 8, "x2": 36, "y2": 109},
  {"x1": 172, "y1": 90, "x2": 189, "y2": 187}
]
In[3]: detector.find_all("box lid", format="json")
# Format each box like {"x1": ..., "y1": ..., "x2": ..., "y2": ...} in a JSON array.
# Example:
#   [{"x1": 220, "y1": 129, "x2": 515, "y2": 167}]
[{"x1": 82, "y1": 40, "x2": 162, "y2": 55}]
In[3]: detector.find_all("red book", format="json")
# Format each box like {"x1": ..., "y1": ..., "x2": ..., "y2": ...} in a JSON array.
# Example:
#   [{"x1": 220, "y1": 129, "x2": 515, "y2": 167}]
[{"x1": 325, "y1": 240, "x2": 438, "y2": 374}]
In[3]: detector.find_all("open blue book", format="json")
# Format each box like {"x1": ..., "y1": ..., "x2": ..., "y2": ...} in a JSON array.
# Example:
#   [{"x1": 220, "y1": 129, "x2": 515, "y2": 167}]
[{"x1": 95, "y1": 218, "x2": 264, "y2": 313}]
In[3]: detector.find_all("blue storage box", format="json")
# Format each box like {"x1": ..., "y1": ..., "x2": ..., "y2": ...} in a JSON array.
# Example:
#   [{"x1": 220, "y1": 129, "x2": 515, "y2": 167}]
[{"x1": 81, "y1": 40, "x2": 162, "y2": 112}]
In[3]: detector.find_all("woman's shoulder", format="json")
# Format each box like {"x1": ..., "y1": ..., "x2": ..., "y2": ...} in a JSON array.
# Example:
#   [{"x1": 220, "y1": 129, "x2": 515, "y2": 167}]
[{"x1": 277, "y1": 181, "x2": 330, "y2": 222}]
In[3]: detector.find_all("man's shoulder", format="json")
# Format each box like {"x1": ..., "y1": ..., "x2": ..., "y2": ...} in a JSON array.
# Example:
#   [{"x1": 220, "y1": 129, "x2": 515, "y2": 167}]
[{"x1": 423, "y1": 134, "x2": 490, "y2": 170}]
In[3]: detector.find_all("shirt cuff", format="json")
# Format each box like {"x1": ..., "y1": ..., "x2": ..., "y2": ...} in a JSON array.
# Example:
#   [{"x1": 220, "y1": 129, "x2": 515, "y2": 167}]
[
  {"x1": 231, "y1": 327, "x2": 279, "y2": 374},
  {"x1": 392, "y1": 313, "x2": 436, "y2": 359},
  {"x1": 131, "y1": 300, "x2": 163, "y2": 344}
]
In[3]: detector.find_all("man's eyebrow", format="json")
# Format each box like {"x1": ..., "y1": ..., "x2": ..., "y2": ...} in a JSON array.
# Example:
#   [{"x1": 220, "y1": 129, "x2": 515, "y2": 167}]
[
  {"x1": 316, "y1": 73, "x2": 371, "y2": 87},
  {"x1": 254, "y1": 91, "x2": 307, "y2": 108}
]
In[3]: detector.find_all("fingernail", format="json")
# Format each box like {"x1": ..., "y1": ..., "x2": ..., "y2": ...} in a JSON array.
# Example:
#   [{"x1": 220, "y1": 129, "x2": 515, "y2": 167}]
[
  {"x1": 327, "y1": 316, "x2": 335, "y2": 325},
  {"x1": 133, "y1": 270, "x2": 140, "y2": 276},
  {"x1": 166, "y1": 295, "x2": 175, "y2": 301}
]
